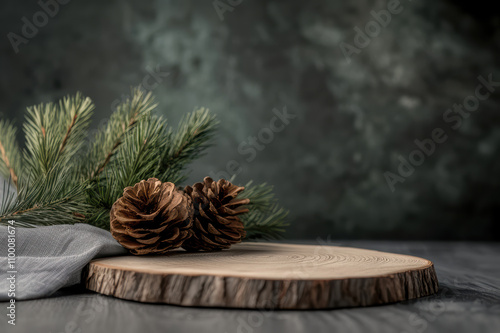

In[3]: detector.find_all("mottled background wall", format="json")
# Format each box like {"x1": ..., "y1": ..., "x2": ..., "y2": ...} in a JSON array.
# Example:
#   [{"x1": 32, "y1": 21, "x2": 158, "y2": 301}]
[{"x1": 0, "y1": 0, "x2": 499, "y2": 240}]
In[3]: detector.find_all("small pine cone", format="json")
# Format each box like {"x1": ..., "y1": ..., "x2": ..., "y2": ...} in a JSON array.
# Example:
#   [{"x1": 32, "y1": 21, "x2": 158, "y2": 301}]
[
  {"x1": 110, "y1": 178, "x2": 193, "y2": 255},
  {"x1": 182, "y1": 177, "x2": 250, "y2": 251}
]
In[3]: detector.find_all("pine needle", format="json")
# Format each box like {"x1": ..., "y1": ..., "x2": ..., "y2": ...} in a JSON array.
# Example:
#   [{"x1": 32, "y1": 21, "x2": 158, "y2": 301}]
[
  {"x1": 238, "y1": 181, "x2": 289, "y2": 240},
  {"x1": 0, "y1": 165, "x2": 92, "y2": 227},
  {"x1": 242, "y1": 204, "x2": 289, "y2": 240},
  {"x1": 85, "y1": 116, "x2": 170, "y2": 227},
  {"x1": 159, "y1": 108, "x2": 219, "y2": 183},
  {"x1": 23, "y1": 93, "x2": 94, "y2": 180},
  {"x1": 239, "y1": 181, "x2": 275, "y2": 211},
  {"x1": 0, "y1": 120, "x2": 22, "y2": 189},
  {"x1": 86, "y1": 87, "x2": 156, "y2": 179}
]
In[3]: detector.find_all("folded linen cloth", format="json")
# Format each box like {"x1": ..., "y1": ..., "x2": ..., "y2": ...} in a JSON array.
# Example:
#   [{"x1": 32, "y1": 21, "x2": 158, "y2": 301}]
[{"x1": 0, "y1": 223, "x2": 127, "y2": 301}]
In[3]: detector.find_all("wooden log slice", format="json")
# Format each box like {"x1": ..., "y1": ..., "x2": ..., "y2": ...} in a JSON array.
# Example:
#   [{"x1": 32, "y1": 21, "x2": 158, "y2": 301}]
[{"x1": 84, "y1": 242, "x2": 439, "y2": 309}]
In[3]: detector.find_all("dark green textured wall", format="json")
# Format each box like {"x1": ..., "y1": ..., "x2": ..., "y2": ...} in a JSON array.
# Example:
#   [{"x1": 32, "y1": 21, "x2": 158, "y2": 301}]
[{"x1": 0, "y1": 0, "x2": 499, "y2": 240}]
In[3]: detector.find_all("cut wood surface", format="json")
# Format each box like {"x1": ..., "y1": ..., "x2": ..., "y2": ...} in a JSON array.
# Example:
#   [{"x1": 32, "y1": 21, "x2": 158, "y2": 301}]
[{"x1": 84, "y1": 242, "x2": 439, "y2": 309}]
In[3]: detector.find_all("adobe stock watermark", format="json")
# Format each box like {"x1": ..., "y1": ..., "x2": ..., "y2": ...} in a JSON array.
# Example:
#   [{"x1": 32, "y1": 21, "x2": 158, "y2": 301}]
[
  {"x1": 385, "y1": 73, "x2": 499, "y2": 192},
  {"x1": 339, "y1": 0, "x2": 413, "y2": 64},
  {"x1": 209, "y1": 106, "x2": 296, "y2": 180},
  {"x1": 212, "y1": 0, "x2": 243, "y2": 21},
  {"x1": 7, "y1": 0, "x2": 71, "y2": 54},
  {"x1": 6, "y1": 220, "x2": 16, "y2": 326}
]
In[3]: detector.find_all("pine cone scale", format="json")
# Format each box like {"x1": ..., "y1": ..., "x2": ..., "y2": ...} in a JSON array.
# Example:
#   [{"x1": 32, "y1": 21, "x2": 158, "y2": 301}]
[
  {"x1": 136, "y1": 236, "x2": 161, "y2": 245},
  {"x1": 226, "y1": 197, "x2": 251, "y2": 207},
  {"x1": 207, "y1": 223, "x2": 222, "y2": 235}
]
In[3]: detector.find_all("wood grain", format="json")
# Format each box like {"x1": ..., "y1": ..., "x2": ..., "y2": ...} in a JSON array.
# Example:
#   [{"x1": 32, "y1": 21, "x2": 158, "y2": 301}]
[{"x1": 83, "y1": 242, "x2": 439, "y2": 309}]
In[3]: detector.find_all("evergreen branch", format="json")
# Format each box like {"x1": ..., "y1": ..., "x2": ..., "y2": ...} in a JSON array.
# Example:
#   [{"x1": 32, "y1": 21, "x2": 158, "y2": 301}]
[
  {"x1": 23, "y1": 93, "x2": 94, "y2": 179},
  {"x1": 238, "y1": 181, "x2": 289, "y2": 240},
  {"x1": 242, "y1": 204, "x2": 289, "y2": 240},
  {"x1": 159, "y1": 108, "x2": 218, "y2": 183},
  {"x1": 2, "y1": 94, "x2": 94, "y2": 226},
  {"x1": 111, "y1": 115, "x2": 169, "y2": 194},
  {"x1": 84, "y1": 207, "x2": 112, "y2": 229},
  {"x1": 85, "y1": 116, "x2": 169, "y2": 227},
  {"x1": 0, "y1": 120, "x2": 22, "y2": 188},
  {"x1": 87, "y1": 88, "x2": 157, "y2": 179},
  {"x1": 0, "y1": 166, "x2": 92, "y2": 227}
]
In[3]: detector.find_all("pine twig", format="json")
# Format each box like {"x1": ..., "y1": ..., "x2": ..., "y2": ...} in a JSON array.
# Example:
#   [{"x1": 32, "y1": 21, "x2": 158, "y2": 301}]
[
  {"x1": 92, "y1": 139, "x2": 121, "y2": 179},
  {"x1": 85, "y1": 116, "x2": 170, "y2": 227},
  {"x1": 59, "y1": 113, "x2": 78, "y2": 154},
  {"x1": 0, "y1": 166, "x2": 92, "y2": 227},
  {"x1": 88, "y1": 88, "x2": 156, "y2": 179},
  {"x1": 91, "y1": 115, "x2": 140, "y2": 178},
  {"x1": 0, "y1": 140, "x2": 17, "y2": 188},
  {"x1": 0, "y1": 120, "x2": 22, "y2": 189},
  {"x1": 23, "y1": 93, "x2": 94, "y2": 178}
]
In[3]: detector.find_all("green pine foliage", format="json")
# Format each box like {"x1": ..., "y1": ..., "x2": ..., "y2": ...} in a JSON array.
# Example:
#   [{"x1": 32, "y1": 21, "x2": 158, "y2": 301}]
[
  {"x1": 84, "y1": 88, "x2": 156, "y2": 181},
  {"x1": 23, "y1": 94, "x2": 94, "y2": 188},
  {"x1": 86, "y1": 115, "x2": 171, "y2": 228},
  {"x1": 0, "y1": 166, "x2": 92, "y2": 227},
  {"x1": 0, "y1": 87, "x2": 288, "y2": 240},
  {"x1": 238, "y1": 181, "x2": 289, "y2": 240},
  {"x1": 0, "y1": 120, "x2": 22, "y2": 188}
]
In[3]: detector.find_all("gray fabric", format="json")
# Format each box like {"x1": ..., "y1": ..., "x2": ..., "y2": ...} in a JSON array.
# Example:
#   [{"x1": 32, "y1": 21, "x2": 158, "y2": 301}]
[{"x1": 0, "y1": 223, "x2": 127, "y2": 301}]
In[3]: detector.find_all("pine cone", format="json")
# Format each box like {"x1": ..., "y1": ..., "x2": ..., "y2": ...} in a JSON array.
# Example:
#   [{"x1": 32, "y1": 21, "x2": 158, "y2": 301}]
[
  {"x1": 182, "y1": 177, "x2": 250, "y2": 251},
  {"x1": 110, "y1": 178, "x2": 193, "y2": 255}
]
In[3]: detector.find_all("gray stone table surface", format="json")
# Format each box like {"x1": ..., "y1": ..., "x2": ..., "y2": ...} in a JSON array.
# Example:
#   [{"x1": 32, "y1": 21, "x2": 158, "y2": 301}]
[{"x1": 1, "y1": 241, "x2": 499, "y2": 333}]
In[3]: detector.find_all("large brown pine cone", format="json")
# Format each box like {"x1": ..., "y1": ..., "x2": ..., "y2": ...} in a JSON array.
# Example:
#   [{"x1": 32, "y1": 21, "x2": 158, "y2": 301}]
[
  {"x1": 182, "y1": 177, "x2": 250, "y2": 251},
  {"x1": 110, "y1": 178, "x2": 193, "y2": 255}
]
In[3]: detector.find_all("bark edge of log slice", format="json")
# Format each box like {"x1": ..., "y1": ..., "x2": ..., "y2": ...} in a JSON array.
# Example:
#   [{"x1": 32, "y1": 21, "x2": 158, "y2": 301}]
[{"x1": 83, "y1": 242, "x2": 439, "y2": 309}]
